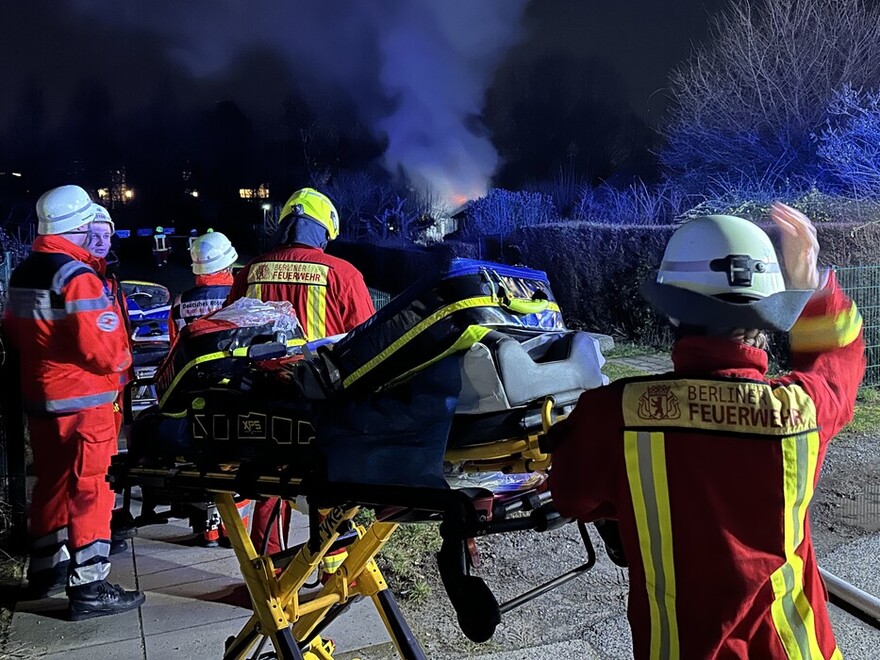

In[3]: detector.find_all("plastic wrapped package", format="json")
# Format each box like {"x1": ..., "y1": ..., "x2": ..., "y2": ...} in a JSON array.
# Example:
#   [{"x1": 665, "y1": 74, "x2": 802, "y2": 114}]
[{"x1": 208, "y1": 297, "x2": 301, "y2": 335}]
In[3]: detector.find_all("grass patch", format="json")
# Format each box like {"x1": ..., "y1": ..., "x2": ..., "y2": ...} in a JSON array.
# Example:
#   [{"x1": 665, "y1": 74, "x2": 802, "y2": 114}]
[
  {"x1": 843, "y1": 386, "x2": 880, "y2": 435},
  {"x1": 603, "y1": 360, "x2": 651, "y2": 382},
  {"x1": 355, "y1": 509, "x2": 441, "y2": 604},
  {"x1": 604, "y1": 342, "x2": 666, "y2": 359}
]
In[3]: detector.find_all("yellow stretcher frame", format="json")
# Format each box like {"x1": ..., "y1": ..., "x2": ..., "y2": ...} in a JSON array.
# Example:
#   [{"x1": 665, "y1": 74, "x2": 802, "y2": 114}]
[{"x1": 215, "y1": 494, "x2": 423, "y2": 660}]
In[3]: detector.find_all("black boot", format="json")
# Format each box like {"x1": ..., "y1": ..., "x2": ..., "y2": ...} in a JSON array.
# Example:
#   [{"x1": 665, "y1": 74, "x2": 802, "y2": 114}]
[
  {"x1": 25, "y1": 561, "x2": 69, "y2": 599},
  {"x1": 68, "y1": 581, "x2": 146, "y2": 621}
]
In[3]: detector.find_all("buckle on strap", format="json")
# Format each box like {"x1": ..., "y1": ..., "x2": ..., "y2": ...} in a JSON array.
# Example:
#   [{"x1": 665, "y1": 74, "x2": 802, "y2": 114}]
[{"x1": 710, "y1": 254, "x2": 767, "y2": 287}]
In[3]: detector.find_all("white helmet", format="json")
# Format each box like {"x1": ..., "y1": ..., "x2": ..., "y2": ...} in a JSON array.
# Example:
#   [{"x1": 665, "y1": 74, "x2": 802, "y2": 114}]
[
  {"x1": 642, "y1": 214, "x2": 812, "y2": 331},
  {"x1": 90, "y1": 203, "x2": 115, "y2": 234},
  {"x1": 656, "y1": 215, "x2": 784, "y2": 299},
  {"x1": 190, "y1": 231, "x2": 238, "y2": 275},
  {"x1": 36, "y1": 185, "x2": 96, "y2": 235}
]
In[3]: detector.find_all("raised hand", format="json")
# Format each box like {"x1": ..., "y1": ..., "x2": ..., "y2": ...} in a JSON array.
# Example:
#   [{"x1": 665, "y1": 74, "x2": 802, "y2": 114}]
[{"x1": 769, "y1": 202, "x2": 820, "y2": 290}]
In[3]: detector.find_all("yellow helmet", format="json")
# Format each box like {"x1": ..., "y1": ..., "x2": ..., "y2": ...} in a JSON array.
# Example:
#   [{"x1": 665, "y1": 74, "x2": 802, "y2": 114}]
[{"x1": 279, "y1": 188, "x2": 339, "y2": 240}]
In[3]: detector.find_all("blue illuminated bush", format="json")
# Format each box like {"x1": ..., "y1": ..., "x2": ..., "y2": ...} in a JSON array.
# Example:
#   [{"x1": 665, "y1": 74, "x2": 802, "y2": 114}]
[
  {"x1": 461, "y1": 189, "x2": 557, "y2": 239},
  {"x1": 819, "y1": 85, "x2": 880, "y2": 197}
]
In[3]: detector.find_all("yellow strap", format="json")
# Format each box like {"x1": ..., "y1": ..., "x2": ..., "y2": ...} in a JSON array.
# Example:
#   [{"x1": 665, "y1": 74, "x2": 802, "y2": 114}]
[{"x1": 342, "y1": 296, "x2": 559, "y2": 388}]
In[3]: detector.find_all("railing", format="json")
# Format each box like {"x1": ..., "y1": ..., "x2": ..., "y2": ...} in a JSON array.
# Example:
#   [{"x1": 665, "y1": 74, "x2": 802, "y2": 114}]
[{"x1": 835, "y1": 265, "x2": 880, "y2": 386}]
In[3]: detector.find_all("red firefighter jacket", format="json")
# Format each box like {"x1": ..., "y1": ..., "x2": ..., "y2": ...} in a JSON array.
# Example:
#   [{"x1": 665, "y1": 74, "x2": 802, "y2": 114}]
[
  {"x1": 168, "y1": 270, "x2": 234, "y2": 345},
  {"x1": 4, "y1": 235, "x2": 133, "y2": 414},
  {"x1": 549, "y1": 272, "x2": 864, "y2": 660},
  {"x1": 226, "y1": 245, "x2": 375, "y2": 339}
]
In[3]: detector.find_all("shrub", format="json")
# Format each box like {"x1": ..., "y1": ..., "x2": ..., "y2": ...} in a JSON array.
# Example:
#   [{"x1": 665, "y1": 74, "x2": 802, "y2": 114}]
[
  {"x1": 575, "y1": 180, "x2": 694, "y2": 225},
  {"x1": 461, "y1": 189, "x2": 557, "y2": 240},
  {"x1": 818, "y1": 85, "x2": 880, "y2": 197}
]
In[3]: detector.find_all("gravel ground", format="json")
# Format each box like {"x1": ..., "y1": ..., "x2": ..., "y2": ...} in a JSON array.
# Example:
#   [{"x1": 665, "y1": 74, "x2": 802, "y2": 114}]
[{"x1": 342, "y1": 430, "x2": 880, "y2": 660}]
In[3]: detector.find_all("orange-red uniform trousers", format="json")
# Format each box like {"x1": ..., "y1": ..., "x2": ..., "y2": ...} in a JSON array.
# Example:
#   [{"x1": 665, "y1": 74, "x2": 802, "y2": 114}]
[
  {"x1": 227, "y1": 244, "x2": 375, "y2": 555},
  {"x1": 549, "y1": 272, "x2": 864, "y2": 659},
  {"x1": 4, "y1": 235, "x2": 132, "y2": 586}
]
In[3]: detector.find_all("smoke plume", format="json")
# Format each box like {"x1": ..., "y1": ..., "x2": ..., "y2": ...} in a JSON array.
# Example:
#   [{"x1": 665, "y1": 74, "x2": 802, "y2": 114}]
[{"x1": 70, "y1": 0, "x2": 528, "y2": 205}]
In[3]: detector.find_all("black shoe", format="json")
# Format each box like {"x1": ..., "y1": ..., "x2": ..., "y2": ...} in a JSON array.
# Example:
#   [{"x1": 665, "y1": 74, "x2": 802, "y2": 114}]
[
  {"x1": 68, "y1": 581, "x2": 146, "y2": 621},
  {"x1": 109, "y1": 539, "x2": 128, "y2": 555},
  {"x1": 110, "y1": 509, "x2": 138, "y2": 541},
  {"x1": 26, "y1": 561, "x2": 69, "y2": 599}
]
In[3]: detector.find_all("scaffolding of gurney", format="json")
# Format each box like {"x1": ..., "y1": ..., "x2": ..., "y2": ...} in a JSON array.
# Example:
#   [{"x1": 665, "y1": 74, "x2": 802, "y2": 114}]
[{"x1": 109, "y1": 259, "x2": 609, "y2": 659}]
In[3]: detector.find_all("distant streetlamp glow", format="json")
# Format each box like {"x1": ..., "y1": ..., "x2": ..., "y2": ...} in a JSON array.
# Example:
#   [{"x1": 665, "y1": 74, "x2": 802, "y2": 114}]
[
  {"x1": 11, "y1": 172, "x2": 22, "y2": 177},
  {"x1": 261, "y1": 203, "x2": 271, "y2": 211}
]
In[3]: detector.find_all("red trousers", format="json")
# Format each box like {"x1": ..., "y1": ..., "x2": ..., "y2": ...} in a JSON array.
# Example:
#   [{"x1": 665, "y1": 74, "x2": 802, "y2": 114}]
[
  {"x1": 28, "y1": 404, "x2": 117, "y2": 551},
  {"x1": 250, "y1": 498, "x2": 292, "y2": 556}
]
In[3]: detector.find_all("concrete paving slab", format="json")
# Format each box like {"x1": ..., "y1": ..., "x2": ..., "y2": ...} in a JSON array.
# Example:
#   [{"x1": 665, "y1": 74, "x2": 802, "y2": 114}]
[
  {"x1": 40, "y1": 637, "x2": 146, "y2": 659},
  {"x1": 8, "y1": 600, "x2": 142, "y2": 657},
  {"x1": 143, "y1": 617, "x2": 251, "y2": 658}
]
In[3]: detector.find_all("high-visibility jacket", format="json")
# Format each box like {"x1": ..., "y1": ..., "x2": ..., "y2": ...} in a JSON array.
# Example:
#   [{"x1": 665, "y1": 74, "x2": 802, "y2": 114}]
[
  {"x1": 169, "y1": 271, "x2": 233, "y2": 344},
  {"x1": 3, "y1": 235, "x2": 132, "y2": 414},
  {"x1": 226, "y1": 244, "x2": 375, "y2": 340},
  {"x1": 549, "y1": 272, "x2": 864, "y2": 660}
]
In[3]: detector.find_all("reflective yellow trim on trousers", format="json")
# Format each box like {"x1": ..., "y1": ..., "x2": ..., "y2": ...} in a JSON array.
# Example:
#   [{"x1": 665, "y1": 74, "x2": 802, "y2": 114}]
[
  {"x1": 790, "y1": 302, "x2": 862, "y2": 353},
  {"x1": 769, "y1": 431, "x2": 824, "y2": 660},
  {"x1": 624, "y1": 430, "x2": 679, "y2": 660},
  {"x1": 341, "y1": 296, "x2": 558, "y2": 389},
  {"x1": 306, "y1": 284, "x2": 328, "y2": 341}
]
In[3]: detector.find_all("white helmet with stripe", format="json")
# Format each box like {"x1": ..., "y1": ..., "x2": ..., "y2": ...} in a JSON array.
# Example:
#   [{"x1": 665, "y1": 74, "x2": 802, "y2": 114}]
[
  {"x1": 36, "y1": 185, "x2": 96, "y2": 235},
  {"x1": 190, "y1": 231, "x2": 238, "y2": 275},
  {"x1": 642, "y1": 215, "x2": 812, "y2": 331}
]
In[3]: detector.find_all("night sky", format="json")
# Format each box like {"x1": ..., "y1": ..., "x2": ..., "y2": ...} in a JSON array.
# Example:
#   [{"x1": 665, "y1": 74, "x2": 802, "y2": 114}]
[{"x1": 0, "y1": 0, "x2": 728, "y2": 211}]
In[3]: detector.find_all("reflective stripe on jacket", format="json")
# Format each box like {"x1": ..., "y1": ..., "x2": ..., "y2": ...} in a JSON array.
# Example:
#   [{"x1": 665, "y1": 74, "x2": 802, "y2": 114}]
[
  {"x1": 549, "y1": 271, "x2": 864, "y2": 659},
  {"x1": 168, "y1": 271, "x2": 233, "y2": 344},
  {"x1": 3, "y1": 235, "x2": 132, "y2": 414},
  {"x1": 226, "y1": 245, "x2": 374, "y2": 339}
]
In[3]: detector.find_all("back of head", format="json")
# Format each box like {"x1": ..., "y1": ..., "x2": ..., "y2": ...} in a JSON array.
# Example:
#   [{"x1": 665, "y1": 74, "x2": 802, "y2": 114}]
[
  {"x1": 642, "y1": 214, "x2": 811, "y2": 333},
  {"x1": 190, "y1": 231, "x2": 238, "y2": 275},
  {"x1": 36, "y1": 185, "x2": 96, "y2": 235},
  {"x1": 276, "y1": 187, "x2": 339, "y2": 247}
]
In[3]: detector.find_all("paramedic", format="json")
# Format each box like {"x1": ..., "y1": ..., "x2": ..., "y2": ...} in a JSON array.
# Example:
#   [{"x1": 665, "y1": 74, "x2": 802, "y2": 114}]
[
  {"x1": 85, "y1": 205, "x2": 136, "y2": 555},
  {"x1": 227, "y1": 187, "x2": 375, "y2": 558},
  {"x1": 4, "y1": 185, "x2": 145, "y2": 620},
  {"x1": 168, "y1": 231, "x2": 238, "y2": 344},
  {"x1": 548, "y1": 203, "x2": 864, "y2": 659}
]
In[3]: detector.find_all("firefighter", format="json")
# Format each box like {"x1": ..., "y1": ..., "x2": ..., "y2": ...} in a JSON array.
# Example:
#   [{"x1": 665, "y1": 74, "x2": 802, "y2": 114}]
[
  {"x1": 227, "y1": 187, "x2": 375, "y2": 560},
  {"x1": 152, "y1": 225, "x2": 170, "y2": 268},
  {"x1": 548, "y1": 203, "x2": 865, "y2": 659},
  {"x1": 4, "y1": 185, "x2": 145, "y2": 620},
  {"x1": 168, "y1": 231, "x2": 238, "y2": 345}
]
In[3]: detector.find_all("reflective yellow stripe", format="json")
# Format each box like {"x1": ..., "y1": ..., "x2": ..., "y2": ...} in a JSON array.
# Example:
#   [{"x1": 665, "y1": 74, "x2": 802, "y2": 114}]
[
  {"x1": 830, "y1": 647, "x2": 843, "y2": 660},
  {"x1": 321, "y1": 549, "x2": 348, "y2": 573},
  {"x1": 769, "y1": 432, "x2": 823, "y2": 660},
  {"x1": 341, "y1": 296, "x2": 559, "y2": 389},
  {"x1": 157, "y1": 339, "x2": 305, "y2": 408},
  {"x1": 624, "y1": 431, "x2": 679, "y2": 659},
  {"x1": 790, "y1": 301, "x2": 862, "y2": 353},
  {"x1": 383, "y1": 325, "x2": 492, "y2": 389},
  {"x1": 306, "y1": 284, "x2": 327, "y2": 340},
  {"x1": 246, "y1": 283, "x2": 263, "y2": 299}
]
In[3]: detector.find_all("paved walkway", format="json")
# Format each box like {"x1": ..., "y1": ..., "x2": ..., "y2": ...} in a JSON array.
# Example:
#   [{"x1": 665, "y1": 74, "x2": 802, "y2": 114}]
[{"x1": 5, "y1": 495, "x2": 390, "y2": 659}]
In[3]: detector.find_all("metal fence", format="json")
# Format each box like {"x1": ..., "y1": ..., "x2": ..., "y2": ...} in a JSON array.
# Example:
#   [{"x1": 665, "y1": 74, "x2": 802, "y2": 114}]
[{"x1": 836, "y1": 265, "x2": 880, "y2": 386}]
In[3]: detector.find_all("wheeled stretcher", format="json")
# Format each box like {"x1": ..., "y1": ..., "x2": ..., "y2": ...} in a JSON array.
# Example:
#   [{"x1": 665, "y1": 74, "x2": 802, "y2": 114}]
[{"x1": 109, "y1": 260, "x2": 608, "y2": 659}]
